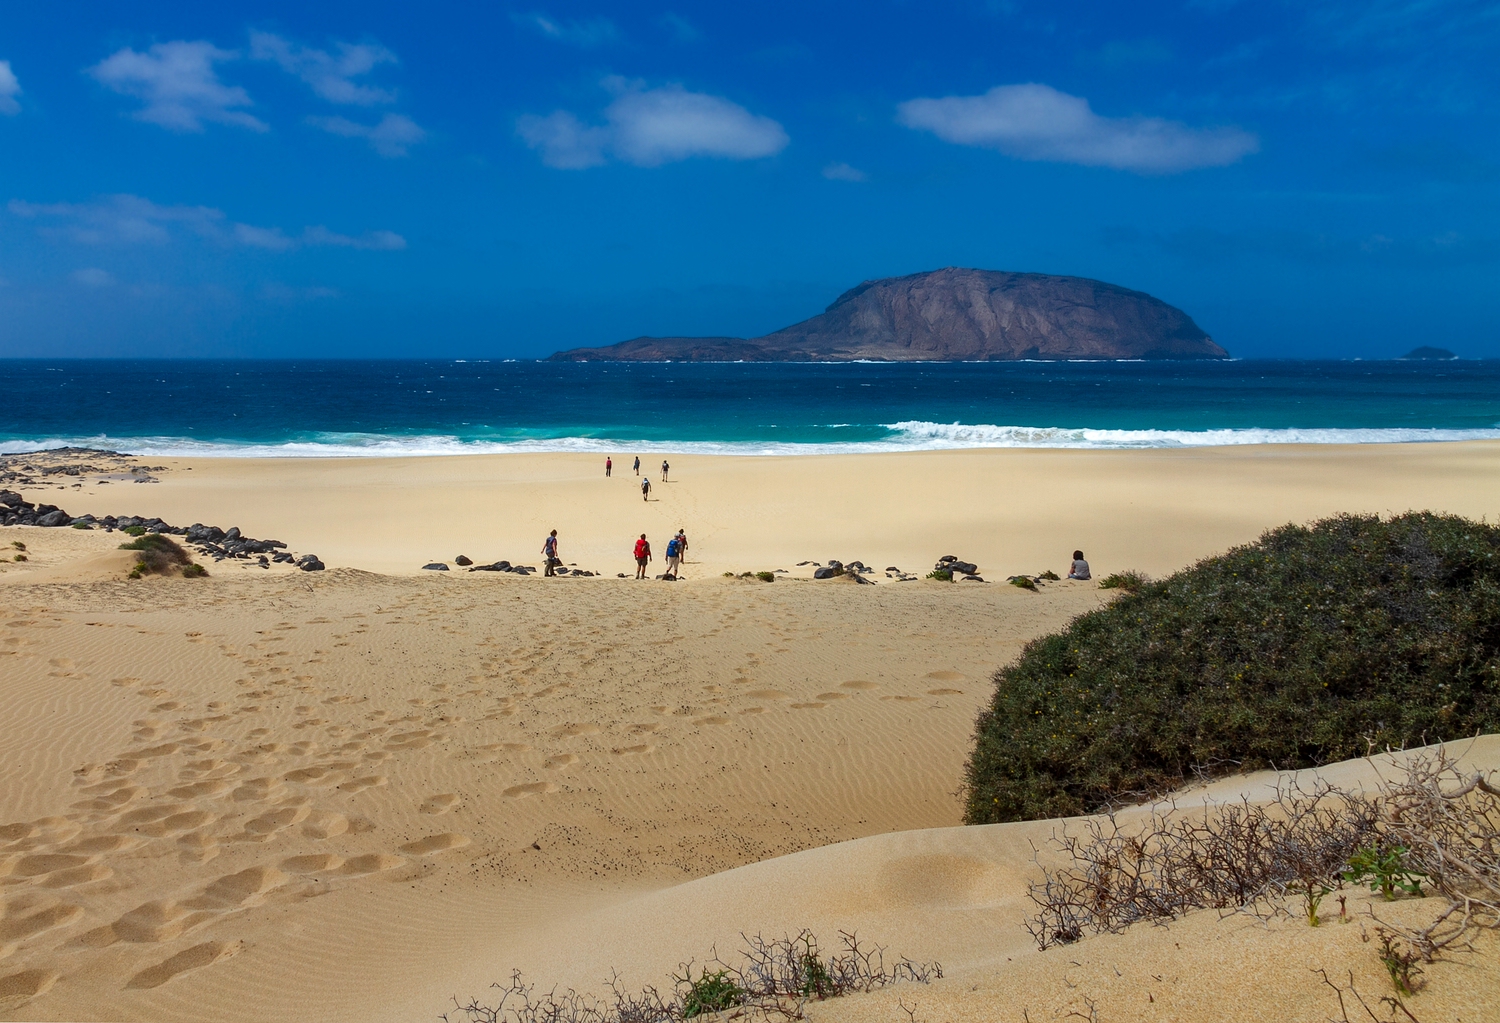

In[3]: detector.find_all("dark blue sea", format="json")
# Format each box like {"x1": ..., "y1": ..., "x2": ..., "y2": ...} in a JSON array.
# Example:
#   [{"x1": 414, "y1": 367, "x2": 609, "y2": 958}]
[{"x1": 1, "y1": 359, "x2": 1497, "y2": 456}]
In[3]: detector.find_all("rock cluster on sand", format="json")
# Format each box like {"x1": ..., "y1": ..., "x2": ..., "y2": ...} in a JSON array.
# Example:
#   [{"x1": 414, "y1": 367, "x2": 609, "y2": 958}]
[
  {"x1": 0, "y1": 491, "x2": 324, "y2": 570},
  {"x1": 811, "y1": 560, "x2": 876, "y2": 583},
  {"x1": 934, "y1": 555, "x2": 985, "y2": 581}
]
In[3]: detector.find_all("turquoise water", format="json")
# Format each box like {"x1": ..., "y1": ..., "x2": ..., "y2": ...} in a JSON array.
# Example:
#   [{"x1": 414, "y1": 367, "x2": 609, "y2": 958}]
[{"x1": 1, "y1": 359, "x2": 1497, "y2": 455}]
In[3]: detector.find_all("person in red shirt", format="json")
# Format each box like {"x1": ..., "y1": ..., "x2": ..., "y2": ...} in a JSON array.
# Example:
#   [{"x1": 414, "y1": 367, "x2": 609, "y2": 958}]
[{"x1": 633, "y1": 534, "x2": 651, "y2": 579}]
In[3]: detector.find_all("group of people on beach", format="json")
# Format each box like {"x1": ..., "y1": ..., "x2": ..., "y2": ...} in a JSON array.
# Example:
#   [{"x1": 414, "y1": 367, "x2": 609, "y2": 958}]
[
  {"x1": 541, "y1": 527, "x2": 689, "y2": 580},
  {"x1": 604, "y1": 455, "x2": 670, "y2": 500}
]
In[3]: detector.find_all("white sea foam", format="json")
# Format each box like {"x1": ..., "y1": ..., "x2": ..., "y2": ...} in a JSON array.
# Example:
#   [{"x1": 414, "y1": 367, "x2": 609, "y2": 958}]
[{"x1": 4, "y1": 423, "x2": 1498, "y2": 458}]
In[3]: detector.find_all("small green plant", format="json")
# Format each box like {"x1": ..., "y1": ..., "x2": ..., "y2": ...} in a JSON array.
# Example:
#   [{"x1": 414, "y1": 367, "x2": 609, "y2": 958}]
[
  {"x1": 181, "y1": 563, "x2": 208, "y2": 578},
  {"x1": 1009, "y1": 576, "x2": 1037, "y2": 590},
  {"x1": 723, "y1": 571, "x2": 735, "y2": 577},
  {"x1": 755, "y1": 571, "x2": 775, "y2": 583},
  {"x1": 1098, "y1": 570, "x2": 1149, "y2": 591},
  {"x1": 122, "y1": 524, "x2": 146, "y2": 536},
  {"x1": 13, "y1": 553, "x2": 26, "y2": 562},
  {"x1": 11, "y1": 540, "x2": 26, "y2": 550},
  {"x1": 799, "y1": 952, "x2": 833, "y2": 999},
  {"x1": 679, "y1": 968, "x2": 745, "y2": 1018},
  {"x1": 926, "y1": 569, "x2": 952, "y2": 582},
  {"x1": 1298, "y1": 880, "x2": 1333, "y2": 927},
  {"x1": 1375, "y1": 929, "x2": 1423, "y2": 996},
  {"x1": 1343, "y1": 843, "x2": 1425, "y2": 900},
  {"x1": 1038, "y1": 570, "x2": 1060, "y2": 581}
]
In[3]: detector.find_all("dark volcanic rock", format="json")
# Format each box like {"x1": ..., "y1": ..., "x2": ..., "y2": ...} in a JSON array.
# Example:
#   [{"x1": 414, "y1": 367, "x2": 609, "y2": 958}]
[
  {"x1": 422, "y1": 563, "x2": 449, "y2": 571},
  {"x1": 36, "y1": 509, "x2": 73, "y2": 527},
  {"x1": 550, "y1": 268, "x2": 1227, "y2": 362},
  {"x1": 455, "y1": 555, "x2": 473, "y2": 567}
]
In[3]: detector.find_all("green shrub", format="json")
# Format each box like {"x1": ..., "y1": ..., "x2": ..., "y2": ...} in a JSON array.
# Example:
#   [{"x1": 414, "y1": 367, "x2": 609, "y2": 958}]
[
  {"x1": 1098, "y1": 570, "x2": 1150, "y2": 591},
  {"x1": 9, "y1": 541, "x2": 24, "y2": 551},
  {"x1": 119, "y1": 533, "x2": 196, "y2": 577},
  {"x1": 13, "y1": 554, "x2": 26, "y2": 562},
  {"x1": 1343, "y1": 843, "x2": 1425, "y2": 900},
  {"x1": 71, "y1": 522, "x2": 91, "y2": 529},
  {"x1": 1009, "y1": 576, "x2": 1037, "y2": 590},
  {"x1": 723, "y1": 572, "x2": 735, "y2": 577},
  {"x1": 927, "y1": 569, "x2": 952, "y2": 582},
  {"x1": 963, "y1": 512, "x2": 1500, "y2": 824},
  {"x1": 181, "y1": 563, "x2": 209, "y2": 578},
  {"x1": 680, "y1": 968, "x2": 745, "y2": 1018},
  {"x1": 755, "y1": 571, "x2": 775, "y2": 583},
  {"x1": 1039, "y1": 570, "x2": 1060, "y2": 581},
  {"x1": 122, "y1": 524, "x2": 146, "y2": 536}
]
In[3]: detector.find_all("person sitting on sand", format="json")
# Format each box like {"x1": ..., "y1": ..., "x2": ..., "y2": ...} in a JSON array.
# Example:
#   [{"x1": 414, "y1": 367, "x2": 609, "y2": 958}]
[
  {"x1": 1068, "y1": 550, "x2": 1090, "y2": 580},
  {"x1": 605, "y1": 456, "x2": 612, "y2": 477},
  {"x1": 641, "y1": 477, "x2": 651, "y2": 501},
  {"x1": 633, "y1": 456, "x2": 640, "y2": 475},
  {"x1": 542, "y1": 530, "x2": 560, "y2": 577},
  {"x1": 664, "y1": 533, "x2": 682, "y2": 580},
  {"x1": 675, "y1": 528, "x2": 688, "y2": 564},
  {"x1": 661, "y1": 459, "x2": 670, "y2": 481},
  {"x1": 634, "y1": 534, "x2": 651, "y2": 579}
]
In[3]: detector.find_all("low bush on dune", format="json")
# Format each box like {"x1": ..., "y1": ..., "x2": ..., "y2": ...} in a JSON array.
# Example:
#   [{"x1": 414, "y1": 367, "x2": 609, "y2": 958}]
[
  {"x1": 120, "y1": 533, "x2": 206, "y2": 579},
  {"x1": 964, "y1": 512, "x2": 1500, "y2": 825}
]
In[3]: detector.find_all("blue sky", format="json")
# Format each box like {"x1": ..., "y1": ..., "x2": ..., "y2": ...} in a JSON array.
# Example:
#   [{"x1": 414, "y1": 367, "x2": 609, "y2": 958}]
[{"x1": 1, "y1": 0, "x2": 1497, "y2": 358}]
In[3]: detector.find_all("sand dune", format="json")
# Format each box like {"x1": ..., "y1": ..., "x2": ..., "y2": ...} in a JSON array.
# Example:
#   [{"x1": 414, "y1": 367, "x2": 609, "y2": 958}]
[{"x1": 3, "y1": 445, "x2": 1499, "y2": 1022}]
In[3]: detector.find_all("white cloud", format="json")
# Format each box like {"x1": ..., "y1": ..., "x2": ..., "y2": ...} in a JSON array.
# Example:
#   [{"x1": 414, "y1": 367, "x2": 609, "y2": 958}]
[
  {"x1": 249, "y1": 31, "x2": 396, "y2": 105},
  {"x1": 0, "y1": 60, "x2": 21, "y2": 115},
  {"x1": 660, "y1": 13, "x2": 701, "y2": 42},
  {"x1": 307, "y1": 113, "x2": 426, "y2": 157},
  {"x1": 519, "y1": 79, "x2": 788, "y2": 169},
  {"x1": 513, "y1": 13, "x2": 620, "y2": 47},
  {"x1": 896, "y1": 83, "x2": 1259, "y2": 173},
  {"x1": 88, "y1": 41, "x2": 266, "y2": 133},
  {"x1": 71, "y1": 268, "x2": 116, "y2": 287},
  {"x1": 10, "y1": 194, "x2": 405, "y2": 251},
  {"x1": 9, "y1": 195, "x2": 224, "y2": 244},
  {"x1": 822, "y1": 162, "x2": 867, "y2": 182}
]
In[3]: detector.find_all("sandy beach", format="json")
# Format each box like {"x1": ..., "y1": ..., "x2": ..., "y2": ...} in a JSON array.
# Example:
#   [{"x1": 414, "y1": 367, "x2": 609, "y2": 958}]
[{"x1": 2, "y1": 443, "x2": 1498, "y2": 1022}]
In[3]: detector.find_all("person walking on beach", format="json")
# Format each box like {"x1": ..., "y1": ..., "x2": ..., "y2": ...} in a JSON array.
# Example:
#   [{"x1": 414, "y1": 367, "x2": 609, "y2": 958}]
[
  {"x1": 661, "y1": 459, "x2": 670, "y2": 481},
  {"x1": 542, "y1": 530, "x2": 560, "y2": 577},
  {"x1": 664, "y1": 533, "x2": 682, "y2": 580},
  {"x1": 634, "y1": 534, "x2": 651, "y2": 579},
  {"x1": 675, "y1": 529, "x2": 688, "y2": 564},
  {"x1": 1068, "y1": 550, "x2": 1091, "y2": 581},
  {"x1": 641, "y1": 477, "x2": 651, "y2": 501},
  {"x1": 633, "y1": 456, "x2": 640, "y2": 475},
  {"x1": 605, "y1": 456, "x2": 612, "y2": 477}
]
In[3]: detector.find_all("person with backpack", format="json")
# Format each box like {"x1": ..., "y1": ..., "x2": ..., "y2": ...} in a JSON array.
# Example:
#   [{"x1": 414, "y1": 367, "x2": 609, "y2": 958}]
[
  {"x1": 632, "y1": 456, "x2": 640, "y2": 475},
  {"x1": 605, "y1": 456, "x2": 612, "y2": 477},
  {"x1": 634, "y1": 534, "x2": 651, "y2": 579},
  {"x1": 664, "y1": 533, "x2": 681, "y2": 579},
  {"x1": 541, "y1": 529, "x2": 560, "y2": 577},
  {"x1": 641, "y1": 477, "x2": 651, "y2": 501},
  {"x1": 675, "y1": 529, "x2": 689, "y2": 564},
  {"x1": 661, "y1": 459, "x2": 670, "y2": 481}
]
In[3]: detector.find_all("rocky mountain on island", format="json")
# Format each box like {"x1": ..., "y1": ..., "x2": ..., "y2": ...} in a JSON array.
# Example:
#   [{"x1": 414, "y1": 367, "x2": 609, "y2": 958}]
[{"x1": 550, "y1": 267, "x2": 1228, "y2": 362}]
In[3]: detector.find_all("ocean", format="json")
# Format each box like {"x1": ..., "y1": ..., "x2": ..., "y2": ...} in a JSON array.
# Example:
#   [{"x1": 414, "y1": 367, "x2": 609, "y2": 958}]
[{"x1": 1, "y1": 359, "x2": 1497, "y2": 456}]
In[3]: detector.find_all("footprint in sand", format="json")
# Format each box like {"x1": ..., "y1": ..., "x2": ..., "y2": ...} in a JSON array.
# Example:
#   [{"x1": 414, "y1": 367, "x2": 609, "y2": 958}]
[
  {"x1": 815, "y1": 692, "x2": 851, "y2": 701},
  {"x1": 884, "y1": 695, "x2": 923, "y2": 702},
  {"x1": 279, "y1": 853, "x2": 343, "y2": 874},
  {"x1": 746, "y1": 689, "x2": 790, "y2": 701},
  {"x1": 398, "y1": 833, "x2": 470, "y2": 855},
  {"x1": 790, "y1": 702, "x2": 827, "y2": 710},
  {"x1": 739, "y1": 707, "x2": 765, "y2": 715},
  {"x1": 840, "y1": 680, "x2": 880, "y2": 690},
  {"x1": 924, "y1": 671, "x2": 965, "y2": 681},
  {"x1": 168, "y1": 780, "x2": 235, "y2": 799},
  {"x1": 340, "y1": 775, "x2": 388, "y2": 793},
  {"x1": 241, "y1": 804, "x2": 312, "y2": 838},
  {"x1": 625, "y1": 723, "x2": 659, "y2": 735},
  {"x1": 126, "y1": 940, "x2": 242, "y2": 989},
  {"x1": 420, "y1": 793, "x2": 461, "y2": 813},
  {"x1": 611, "y1": 744, "x2": 655, "y2": 755},
  {"x1": 694, "y1": 715, "x2": 731, "y2": 726},
  {"x1": 502, "y1": 782, "x2": 557, "y2": 799},
  {"x1": 0, "y1": 968, "x2": 60, "y2": 1002},
  {"x1": 37, "y1": 863, "x2": 113, "y2": 889},
  {"x1": 555, "y1": 723, "x2": 601, "y2": 737},
  {"x1": 927, "y1": 688, "x2": 964, "y2": 696},
  {"x1": 542, "y1": 755, "x2": 579, "y2": 771},
  {"x1": 302, "y1": 811, "x2": 348, "y2": 840},
  {"x1": 338, "y1": 853, "x2": 404, "y2": 875}
]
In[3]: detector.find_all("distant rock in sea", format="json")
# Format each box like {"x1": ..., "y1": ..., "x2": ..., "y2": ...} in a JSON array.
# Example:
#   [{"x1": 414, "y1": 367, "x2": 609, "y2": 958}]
[
  {"x1": 1400, "y1": 346, "x2": 1458, "y2": 360},
  {"x1": 550, "y1": 267, "x2": 1228, "y2": 362}
]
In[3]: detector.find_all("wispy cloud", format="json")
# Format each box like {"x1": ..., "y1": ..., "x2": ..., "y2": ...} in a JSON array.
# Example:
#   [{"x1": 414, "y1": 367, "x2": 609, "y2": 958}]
[
  {"x1": 897, "y1": 83, "x2": 1258, "y2": 173},
  {"x1": 249, "y1": 31, "x2": 397, "y2": 105},
  {"x1": 660, "y1": 13, "x2": 701, "y2": 42},
  {"x1": 88, "y1": 41, "x2": 266, "y2": 132},
  {"x1": 518, "y1": 77, "x2": 788, "y2": 169},
  {"x1": 9, "y1": 194, "x2": 405, "y2": 251},
  {"x1": 0, "y1": 60, "x2": 20, "y2": 115},
  {"x1": 307, "y1": 113, "x2": 426, "y2": 157},
  {"x1": 513, "y1": 13, "x2": 621, "y2": 47},
  {"x1": 71, "y1": 268, "x2": 116, "y2": 288},
  {"x1": 822, "y1": 162, "x2": 867, "y2": 182}
]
